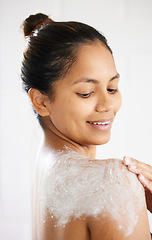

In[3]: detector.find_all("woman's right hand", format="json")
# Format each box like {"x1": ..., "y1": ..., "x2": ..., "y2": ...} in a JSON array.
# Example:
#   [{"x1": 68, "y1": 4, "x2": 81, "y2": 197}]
[{"x1": 122, "y1": 156, "x2": 152, "y2": 213}]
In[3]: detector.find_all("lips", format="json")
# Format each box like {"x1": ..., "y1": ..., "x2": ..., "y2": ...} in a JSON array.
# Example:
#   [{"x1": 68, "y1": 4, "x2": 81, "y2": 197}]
[
  {"x1": 86, "y1": 119, "x2": 112, "y2": 130},
  {"x1": 87, "y1": 120, "x2": 111, "y2": 125}
]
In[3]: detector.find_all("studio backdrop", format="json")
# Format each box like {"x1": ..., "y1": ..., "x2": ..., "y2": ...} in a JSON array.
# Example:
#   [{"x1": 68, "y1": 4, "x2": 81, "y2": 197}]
[{"x1": 0, "y1": 0, "x2": 152, "y2": 239}]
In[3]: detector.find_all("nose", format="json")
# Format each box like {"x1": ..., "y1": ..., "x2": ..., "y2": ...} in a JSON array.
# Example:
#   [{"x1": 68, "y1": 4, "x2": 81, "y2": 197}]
[{"x1": 95, "y1": 92, "x2": 113, "y2": 112}]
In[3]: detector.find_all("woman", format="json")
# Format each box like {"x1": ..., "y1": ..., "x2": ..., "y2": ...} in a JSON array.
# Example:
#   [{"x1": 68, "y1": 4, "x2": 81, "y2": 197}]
[{"x1": 21, "y1": 13, "x2": 151, "y2": 239}]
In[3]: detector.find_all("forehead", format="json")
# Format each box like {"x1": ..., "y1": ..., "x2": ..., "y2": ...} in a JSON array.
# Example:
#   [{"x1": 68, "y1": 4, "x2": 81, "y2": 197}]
[
  {"x1": 66, "y1": 42, "x2": 117, "y2": 82},
  {"x1": 76, "y1": 41, "x2": 112, "y2": 62},
  {"x1": 54, "y1": 42, "x2": 117, "y2": 91}
]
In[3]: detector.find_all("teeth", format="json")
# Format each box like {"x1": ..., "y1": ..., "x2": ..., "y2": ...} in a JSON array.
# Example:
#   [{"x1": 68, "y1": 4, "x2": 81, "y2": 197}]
[{"x1": 89, "y1": 121, "x2": 110, "y2": 125}]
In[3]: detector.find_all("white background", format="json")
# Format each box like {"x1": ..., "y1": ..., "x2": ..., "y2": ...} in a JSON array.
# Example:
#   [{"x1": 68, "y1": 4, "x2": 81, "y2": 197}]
[{"x1": 0, "y1": 0, "x2": 152, "y2": 239}]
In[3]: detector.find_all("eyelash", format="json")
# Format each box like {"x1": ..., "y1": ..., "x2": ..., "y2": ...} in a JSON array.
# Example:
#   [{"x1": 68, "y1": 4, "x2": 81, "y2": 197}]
[
  {"x1": 78, "y1": 92, "x2": 94, "y2": 98},
  {"x1": 78, "y1": 88, "x2": 118, "y2": 98},
  {"x1": 107, "y1": 88, "x2": 118, "y2": 93}
]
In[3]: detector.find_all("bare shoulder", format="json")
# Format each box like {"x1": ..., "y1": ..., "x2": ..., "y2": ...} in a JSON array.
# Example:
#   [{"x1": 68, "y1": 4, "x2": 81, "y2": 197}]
[
  {"x1": 86, "y1": 158, "x2": 151, "y2": 239},
  {"x1": 35, "y1": 151, "x2": 150, "y2": 239},
  {"x1": 41, "y1": 215, "x2": 90, "y2": 240},
  {"x1": 86, "y1": 205, "x2": 151, "y2": 240}
]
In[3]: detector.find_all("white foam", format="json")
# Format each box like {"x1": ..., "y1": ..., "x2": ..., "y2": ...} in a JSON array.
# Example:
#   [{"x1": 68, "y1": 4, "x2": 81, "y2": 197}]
[{"x1": 36, "y1": 147, "x2": 145, "y2": 236}]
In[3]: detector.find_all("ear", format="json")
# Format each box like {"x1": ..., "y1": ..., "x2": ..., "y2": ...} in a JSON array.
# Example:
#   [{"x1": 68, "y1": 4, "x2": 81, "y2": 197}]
[{"x1": 28, "y1": 88, "x2": 50, "y2": 117}]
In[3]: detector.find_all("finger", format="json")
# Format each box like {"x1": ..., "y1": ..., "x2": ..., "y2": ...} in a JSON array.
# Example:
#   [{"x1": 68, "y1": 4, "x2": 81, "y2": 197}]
[
  {"x1": 123, "y1": 156, "x2": 152, "y2": 179},
  {"x1": 123, "y1": 156, "x2": 152, "y2": 172},
  {"x1": 138, "y1": 174, "x2": 152, "y2": 193},
  {"x1": 125, "y1": 163, "x2": 152, "y2": 181}
]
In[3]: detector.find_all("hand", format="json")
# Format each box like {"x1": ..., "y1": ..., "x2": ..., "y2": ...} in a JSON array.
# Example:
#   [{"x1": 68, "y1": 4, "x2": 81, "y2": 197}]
[{"x1": 122, "y1": 156, "x2": 152, "y2": 213}]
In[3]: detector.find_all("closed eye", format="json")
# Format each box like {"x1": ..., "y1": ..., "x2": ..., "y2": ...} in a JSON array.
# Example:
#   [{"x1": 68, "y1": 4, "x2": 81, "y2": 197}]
[
  {"x1": 107, "y1": 88, "x2": 118, "y2": 93},
  {"x1": 77, "y1": 91, "x2": 94, "y2": 98}
]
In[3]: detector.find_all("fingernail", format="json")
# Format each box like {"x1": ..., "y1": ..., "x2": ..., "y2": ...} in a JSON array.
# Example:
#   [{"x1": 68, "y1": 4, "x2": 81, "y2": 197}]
[
  {"x1": 139, "y1": 175, "x2": 147, "y2": 187},
  {"x1": 139, "y1": 174, "x2": 146, "y2": 182},
  {"x1": 124, "y1": 156, "x2": 131, "y2": 164},
  {"x1": 139, "y1": 174, "x2": 147, "y2": 188},
  {"x1": 129, "y1": 164, "x2": 137, "y2": 170}
]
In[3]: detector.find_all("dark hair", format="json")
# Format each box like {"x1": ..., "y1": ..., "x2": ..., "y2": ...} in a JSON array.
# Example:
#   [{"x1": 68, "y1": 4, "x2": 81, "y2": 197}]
[{"x1": 21, "y1": 13, "x2": 112, "y2": 126}]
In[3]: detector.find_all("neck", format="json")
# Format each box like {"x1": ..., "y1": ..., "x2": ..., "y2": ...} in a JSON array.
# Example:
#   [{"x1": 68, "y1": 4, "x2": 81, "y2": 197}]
[{"x1": 42, "y1": 120, "x2": 96, "y2": 159}]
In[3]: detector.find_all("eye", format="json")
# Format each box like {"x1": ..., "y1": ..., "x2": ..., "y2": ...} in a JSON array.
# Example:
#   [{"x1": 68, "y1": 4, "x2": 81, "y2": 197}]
[
  {"x1": 77, "y1": 91, "x2": 94, "y2": 98},
  {"x1": 107, "y1": 88, "x2": 118, "y2": 94}
]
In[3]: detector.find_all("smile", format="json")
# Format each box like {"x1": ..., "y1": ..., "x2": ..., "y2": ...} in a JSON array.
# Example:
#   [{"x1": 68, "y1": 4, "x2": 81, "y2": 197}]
[
  {"x1": 86, "y1": 119, "x2": 112, "y2": 131},
  {"x1": 88, "y1": 120, "x2": 111, "y2": 125}
]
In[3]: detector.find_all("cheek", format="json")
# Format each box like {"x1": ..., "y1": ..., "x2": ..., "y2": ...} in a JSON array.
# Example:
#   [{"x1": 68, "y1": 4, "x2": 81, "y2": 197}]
[
  {"x1": 50, "y1": 95, "x2": 95, "y2": 128},
  {"x1": 67, "y1": 99, "x2": 94, "y2": 118},
  {"x1": 51, "y1": 101, "x2": 83, "y2": 126}
]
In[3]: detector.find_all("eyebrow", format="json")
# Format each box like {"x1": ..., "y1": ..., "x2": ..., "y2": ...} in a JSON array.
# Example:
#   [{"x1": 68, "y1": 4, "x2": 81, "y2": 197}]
[{"x1": 73, "y1": 73, "x2": 120, "y2": 85}]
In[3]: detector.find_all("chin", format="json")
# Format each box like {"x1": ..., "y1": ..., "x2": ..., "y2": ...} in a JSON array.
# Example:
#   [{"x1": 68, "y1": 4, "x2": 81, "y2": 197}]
[
  {"x1": 92, "y1": 135, "x2": 111, "y2": 146},
  {"x1": 82, "y1": 135, "x2": 111, "y2": 146},
  {"x1": 96, "y1": 139, "x2": 110, "y2": 146}
]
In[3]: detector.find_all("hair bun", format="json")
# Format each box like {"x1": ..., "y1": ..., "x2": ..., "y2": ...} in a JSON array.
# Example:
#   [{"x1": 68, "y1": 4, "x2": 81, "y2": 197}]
[{"x1": 23, "y1": 13, "x2": 53, "y2": 37}]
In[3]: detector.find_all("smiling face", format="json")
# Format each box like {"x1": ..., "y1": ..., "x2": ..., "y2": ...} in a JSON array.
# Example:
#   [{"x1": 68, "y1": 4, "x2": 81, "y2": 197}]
[{"x1": 47, "y1": 41, "x2": 122, "y2": 146}]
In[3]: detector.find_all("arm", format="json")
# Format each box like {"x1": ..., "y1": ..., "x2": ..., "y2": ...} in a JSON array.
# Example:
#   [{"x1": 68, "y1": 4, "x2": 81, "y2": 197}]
[
  {"x1": 123, "y1": 156, "x2": 152, "y2": 213},
  {"x1": 87, "y1": 203, "x2": 151, "y2": 240},
  {"x1": 86, "y1": 159, "x2": 151, "y2": 240}
]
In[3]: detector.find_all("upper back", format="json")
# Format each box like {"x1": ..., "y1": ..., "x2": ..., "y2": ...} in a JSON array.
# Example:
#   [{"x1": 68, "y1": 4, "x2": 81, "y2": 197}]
[{"x1": 32, "y1": 148, "x2": 150, "y2": 239}]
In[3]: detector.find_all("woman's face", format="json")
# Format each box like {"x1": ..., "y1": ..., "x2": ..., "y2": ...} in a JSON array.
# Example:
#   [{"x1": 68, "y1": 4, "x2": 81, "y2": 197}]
[{"x1": 48, "y1": 41, "x2": 122, "y2": 146}]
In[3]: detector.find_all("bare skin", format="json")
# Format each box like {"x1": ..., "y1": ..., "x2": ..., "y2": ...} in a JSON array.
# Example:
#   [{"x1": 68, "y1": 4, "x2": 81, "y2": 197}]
[
  {"x1": 33, "y1": 207, "x2": 150, "y2": 240},
  {"x1": 123, "y1": 156, "x2": 152, "y2": 213},
  {"x1": 32, "y1": 130, "x2": 151, "y2": 240},
  {"x1": 30, "y1": 42, "x2": 151, "y2": 239}
]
